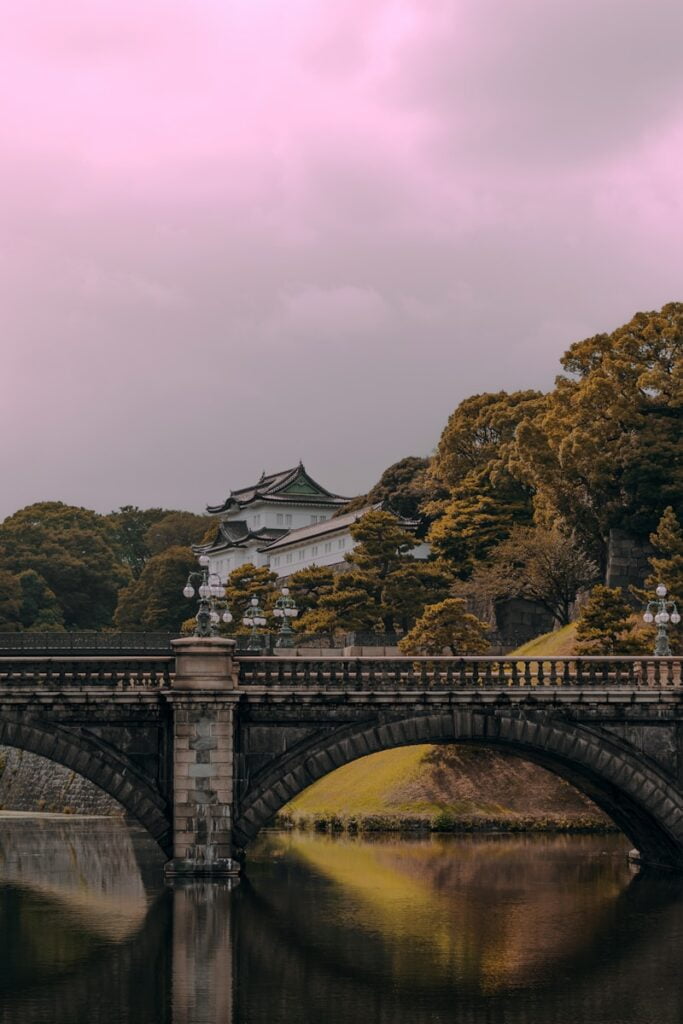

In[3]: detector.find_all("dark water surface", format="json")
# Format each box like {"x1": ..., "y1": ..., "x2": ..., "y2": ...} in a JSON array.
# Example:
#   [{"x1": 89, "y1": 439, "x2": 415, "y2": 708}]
[{"x1": 0, "y1": 817, "x2": 681, "y2": 1024}]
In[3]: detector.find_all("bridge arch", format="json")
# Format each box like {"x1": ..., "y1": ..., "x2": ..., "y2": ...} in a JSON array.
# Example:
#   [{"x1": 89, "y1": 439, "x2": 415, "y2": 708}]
[
  {"x1": 0, "y1": 717, "x2": 171, "y2": 854},
  {"x1": 234, "y1": 710, "x2": 683, "y2": 869}
]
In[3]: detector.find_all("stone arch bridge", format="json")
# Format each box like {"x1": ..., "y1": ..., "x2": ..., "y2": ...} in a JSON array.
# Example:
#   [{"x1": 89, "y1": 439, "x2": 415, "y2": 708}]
[{"x1": 1, "y1": 638, "x2": 682, "y2": 875}]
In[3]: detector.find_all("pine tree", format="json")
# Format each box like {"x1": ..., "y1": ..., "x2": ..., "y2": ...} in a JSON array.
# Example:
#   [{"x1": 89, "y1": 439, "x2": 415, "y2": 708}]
[
  {"x1": 575, "y1": 586, "x2": 641, "y2": 655},
  {"x1": 399, "y1": 598, "x2": 489, "y2": 655},
  {"x1": 647, "y1": 507, "x2": 683, "y2": 605},
  {"x1": 223, "y1": 563, "x2": 278, "y2": 635}
]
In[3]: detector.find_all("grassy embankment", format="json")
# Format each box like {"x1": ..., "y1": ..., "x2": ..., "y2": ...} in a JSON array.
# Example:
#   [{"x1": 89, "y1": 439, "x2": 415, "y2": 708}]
[{"x1": 277, "y1": 624, "x2": 614, "y2": 834}]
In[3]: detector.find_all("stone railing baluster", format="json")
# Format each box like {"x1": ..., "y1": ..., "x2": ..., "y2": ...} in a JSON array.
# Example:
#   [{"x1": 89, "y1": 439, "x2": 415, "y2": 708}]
[{"x1": 1, "y1": 653, "x2": 680, "y2": 694}]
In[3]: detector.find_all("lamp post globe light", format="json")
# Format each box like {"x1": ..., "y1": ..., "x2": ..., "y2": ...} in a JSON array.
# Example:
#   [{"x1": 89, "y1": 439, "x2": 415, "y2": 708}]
[
  {"x1": 243, "y1": 596, "x2": 268, "y2": 651},
  {"x1": 273, "y1": 587, "x2": 299, "y2": 648},
  {"x1": 643, "y1": 583, "x2": 680, "y2": 657},
  {"x1": 182, "y1": 554, "x2": 233, "y2": 638}
]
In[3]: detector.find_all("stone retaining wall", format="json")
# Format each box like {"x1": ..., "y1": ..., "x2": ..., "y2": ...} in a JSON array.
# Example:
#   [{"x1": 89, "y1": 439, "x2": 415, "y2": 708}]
[{"x1": 0, "y1": 746, "x2": 122, "y2": 816}]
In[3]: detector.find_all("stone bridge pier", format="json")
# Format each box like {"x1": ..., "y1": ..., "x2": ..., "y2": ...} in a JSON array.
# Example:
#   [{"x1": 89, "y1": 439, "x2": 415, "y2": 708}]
[{"x1": 164, "y1": 638, "x2": 240, "y2": 879}]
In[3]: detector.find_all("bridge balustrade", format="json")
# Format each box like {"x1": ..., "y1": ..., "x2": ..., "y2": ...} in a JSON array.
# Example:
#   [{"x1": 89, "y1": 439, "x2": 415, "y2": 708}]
[
  {"x1": 0, "y1": 654, "x2": 681, "y2": 690},
  {"x1": 237, "y1": 655, "x2": 683, "y2": 689},
  {"x1": 0, "y1": 656, "x2": 174, "y2": 688}
]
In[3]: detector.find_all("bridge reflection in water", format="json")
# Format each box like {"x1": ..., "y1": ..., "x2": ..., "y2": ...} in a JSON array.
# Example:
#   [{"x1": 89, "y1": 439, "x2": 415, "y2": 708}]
[{"x1": 0, "y1": 819, "x2": 682, "y2": 1023}]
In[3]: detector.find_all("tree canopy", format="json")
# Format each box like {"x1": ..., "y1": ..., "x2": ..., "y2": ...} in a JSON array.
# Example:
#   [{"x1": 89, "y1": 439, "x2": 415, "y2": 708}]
[
  {"x1": 399, "y1": 598, "x2": 489, "y2": 655},
  {"x1": 0, "y1": 502, "x2": 128, "y2": 629},
  {"x1": 514, "y1": 303, "x2": 683, "y2": 564},
  {"x1": 107, "y1": 506, "x2": 168, "y2": 579},
  {"x1": 647, "y1": 506, "x2": 683, "y2": 606},
  {"x1": 468, "y1": 525, "x2": 598, "y2": 626},
  {"x1": 108, "y1": 506, "x2": 210, "y2": 577},
  {"x1": 575, "y1": 586, "x2": 641, "y2": 655},
  {"x1": 337, "y1": 456, "x2": 433, "y2": 526},
  {"x1": 298, "y1": 510, "x2": 452, "y2": 635},
  {"x1": 427, "y1": 391, "x2": 541, "y2": 575},
  {"x1": 114, "y1": 546, "x2": 197, "y2": 632},
  {"x1": 223, "y1": 563, "x2": 278, "y2": 634}
]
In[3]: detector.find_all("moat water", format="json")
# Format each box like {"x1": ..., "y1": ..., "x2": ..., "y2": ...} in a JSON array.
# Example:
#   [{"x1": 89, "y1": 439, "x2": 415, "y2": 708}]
[{"x1": 0, "y1": 817, "x2": 681, "y2": 1023}]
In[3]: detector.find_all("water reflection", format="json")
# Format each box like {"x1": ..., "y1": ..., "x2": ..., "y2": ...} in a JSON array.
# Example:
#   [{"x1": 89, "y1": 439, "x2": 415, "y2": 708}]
[{"x1": 0, "y1": 819, "x2": 681, "y2": 1023}]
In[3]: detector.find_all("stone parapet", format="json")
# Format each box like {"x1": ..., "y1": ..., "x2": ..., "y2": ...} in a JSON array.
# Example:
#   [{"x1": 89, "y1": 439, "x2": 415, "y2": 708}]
[{"x1": 171, "y1": 637, "x2": 238, "y2": 690}]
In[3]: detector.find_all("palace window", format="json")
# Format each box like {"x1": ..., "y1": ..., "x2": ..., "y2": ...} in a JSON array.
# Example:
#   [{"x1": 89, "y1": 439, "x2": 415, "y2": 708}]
[
  {"x1": 299, "y1": 549, "x2": 306, "y2": 559},
  {"x1": 338, "y1": 538, "x2": 346, "y2": 549},
  {"x1": 324, "y1": 542, "x2": 332, "y2": 553},
  {"x1": 311, "y1": 545, "x2": 318, "y2": 557},
  {"x1": 286, "y1": 552, "x2": 293, "y2": 564},
  {"x1": 285, "y1": 514, "x2": 292, "y2": 526},
  {"x1": 277, "y1": 514, "x2": 283, "y2": 526}
]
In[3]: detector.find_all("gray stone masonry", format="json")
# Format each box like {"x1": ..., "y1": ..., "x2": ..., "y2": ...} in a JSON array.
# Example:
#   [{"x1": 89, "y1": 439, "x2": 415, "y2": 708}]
[
  {"x1": 164, "y1": 638, "x2": 240, "y2": 878},
  {"x1": 606, "y1": 528, "x2": 655, "y2": 596},
  {"x1": 0, "y1": 747, "x2": 121, "y2": 816}
]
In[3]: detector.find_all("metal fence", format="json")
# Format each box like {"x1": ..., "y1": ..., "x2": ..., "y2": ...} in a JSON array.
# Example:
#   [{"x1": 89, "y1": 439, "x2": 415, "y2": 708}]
[
  {"x1": 0, "y1": 632, "x2": 175, "y2": 655},
  {"x1": 0, "y1": 631, "x2": 402, "y2": 656}
]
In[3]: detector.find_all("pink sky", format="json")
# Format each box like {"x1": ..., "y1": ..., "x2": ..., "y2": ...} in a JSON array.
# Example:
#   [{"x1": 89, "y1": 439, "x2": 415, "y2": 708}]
[{"x1": 2, "y1": 0, "x2": 683, "y2": 516}]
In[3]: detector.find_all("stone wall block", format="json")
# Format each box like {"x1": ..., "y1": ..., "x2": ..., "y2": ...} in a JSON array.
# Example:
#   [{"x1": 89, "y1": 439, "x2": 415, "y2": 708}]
[
  {"x1": 164, "y1": 650, "x2": 238, "y2": 877},
  {"x1": 189, "y1": 735, "x2": 217, "y2": 751}
]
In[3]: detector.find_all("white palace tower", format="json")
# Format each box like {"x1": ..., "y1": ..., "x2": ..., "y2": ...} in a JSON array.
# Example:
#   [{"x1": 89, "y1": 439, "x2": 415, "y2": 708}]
[{"x1": 199, "y1": 462, "x2": 429, "y2": 581}]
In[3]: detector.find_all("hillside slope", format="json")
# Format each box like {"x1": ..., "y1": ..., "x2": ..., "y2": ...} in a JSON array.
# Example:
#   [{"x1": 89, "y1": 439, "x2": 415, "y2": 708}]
[{"x1": 280, "y1": 623, "x2": 610, "y2": 831}]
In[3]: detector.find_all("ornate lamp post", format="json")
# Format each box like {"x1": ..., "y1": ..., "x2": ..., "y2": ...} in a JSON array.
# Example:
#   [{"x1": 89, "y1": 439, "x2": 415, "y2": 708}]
[
  {"x1": 182, "y1": 555, "x2": 233, "y2": 638},
  {"x1": 643, "y1": 583, "x2": 680, "y2": 657},
  {"x1": 243, "y1": 596, "x2": 268, "y2": 651},
  {"x1": 273, "y1": 587, "x2": 299, "y2": 648}
]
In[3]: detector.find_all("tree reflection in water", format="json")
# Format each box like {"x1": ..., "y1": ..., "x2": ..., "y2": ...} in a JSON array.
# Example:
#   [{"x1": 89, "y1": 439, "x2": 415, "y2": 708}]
[{"x1": 0, "y1": 821, "x2": 682, "y2": 1024}]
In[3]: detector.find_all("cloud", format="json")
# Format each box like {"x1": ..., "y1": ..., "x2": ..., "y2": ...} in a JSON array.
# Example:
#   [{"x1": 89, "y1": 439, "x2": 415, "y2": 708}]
[{"x1": 1, "y1": 0, "x2": 682, "y2": 518}]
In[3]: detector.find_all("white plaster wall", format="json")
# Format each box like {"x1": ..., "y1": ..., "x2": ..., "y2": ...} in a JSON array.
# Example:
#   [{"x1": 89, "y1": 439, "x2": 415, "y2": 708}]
[
  {"x1": 208, "y1": 541, "x2": 266, "y2": 582},
  {"x1": 268, "y1": 529, "x2": 352, "y2": 577},
  {"x1": 221, "y1": 501, "x2": 330, "y2": 534},
  {"x1": 268, "y1": 532, "x2": 431, "y2": 578}
]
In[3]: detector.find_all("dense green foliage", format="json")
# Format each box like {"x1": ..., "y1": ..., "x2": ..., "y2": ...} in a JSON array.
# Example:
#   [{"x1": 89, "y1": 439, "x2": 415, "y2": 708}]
[
  {"x1": 574, "y1": 586, "x2": 640, "y2": 655},
  {"x1": 399, "y1": 598, "x2": 489, "y2": 655},
  {"x1": 426, "y1": 391, "x2": 541, "y2": 576},
  {"x1": 285, "y1": 565, "x2": 336, "y2": 617},
  {"x1": 0, "y1": 501, "x2": 212, "y2": 632},
  {"x1": 107, "y1": 506, "x2": 209, "y2": 577},
  {"x1": 513, "y1": 303, "x2": 683, "y2": 564},
  {"x1": 466, "y1": 526, "x2": 598, "y2": 626},
  {"x1": 647, "y1": 507, "x2": 683, "y2": 605},
  {"x1": 297, "y1": 510, "x2": 452, "y2": 635},
  {"x1": 114, "y1": 546, "x2": 197, "y2": 632},
  {"x1": 340, "y1": 457, "x2": 434, "y2": 530},
  {"x1": 223, "y1": 564, "x2": 278, "y2": 635},
  {"x1": 0, "y1": 502, "x2": 128, "y2": 629}
]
